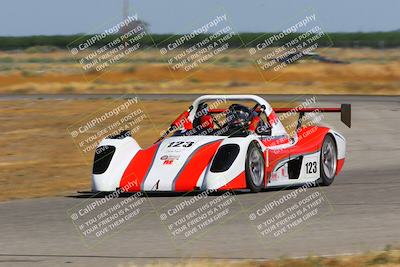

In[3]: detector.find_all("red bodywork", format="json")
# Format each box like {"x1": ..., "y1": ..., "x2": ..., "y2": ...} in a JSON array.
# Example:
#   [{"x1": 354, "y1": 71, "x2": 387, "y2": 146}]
[{"x1": 118, "y1": 105, "x2": 346, "y2": 192}]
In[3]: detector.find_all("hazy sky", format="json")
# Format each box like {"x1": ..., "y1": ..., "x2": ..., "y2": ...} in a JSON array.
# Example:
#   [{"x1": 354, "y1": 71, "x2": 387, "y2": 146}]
[{"x1": 1, "y1": 0, "x2": 399, "y2": 36}]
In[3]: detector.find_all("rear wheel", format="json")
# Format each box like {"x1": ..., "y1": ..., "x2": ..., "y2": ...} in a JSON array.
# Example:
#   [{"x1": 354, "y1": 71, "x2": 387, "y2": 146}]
[
  {"x1": 319, "y1": 135, "x2": 337, "y2": 186},
  {"x1": 245, "y1": 142, "x2": 265, "y2": 192}
]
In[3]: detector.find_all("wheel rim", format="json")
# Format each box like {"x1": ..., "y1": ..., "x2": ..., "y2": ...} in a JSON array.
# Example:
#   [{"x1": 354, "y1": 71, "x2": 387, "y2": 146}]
[
  {"x1": 322, "y1": 139, "x2": 337, "y2": 179},
  {"x1": 249, "y1": 149, "x2": 264, "y2": 186}
]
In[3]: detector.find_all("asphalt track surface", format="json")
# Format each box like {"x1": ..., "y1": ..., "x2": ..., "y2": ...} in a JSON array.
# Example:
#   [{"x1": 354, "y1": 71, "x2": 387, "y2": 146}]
[{"x1": 0, "y1": 95, "x2": 399, "y2": 267}]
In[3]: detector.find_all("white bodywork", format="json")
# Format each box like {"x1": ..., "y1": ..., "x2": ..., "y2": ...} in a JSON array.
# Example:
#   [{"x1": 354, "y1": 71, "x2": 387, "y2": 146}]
[
  {"x1": 92, "y1": 137, "x2": 141, "y2": 191},
  {"x1": 92, "y1": 95, "x2": 347, "y2": 192}
]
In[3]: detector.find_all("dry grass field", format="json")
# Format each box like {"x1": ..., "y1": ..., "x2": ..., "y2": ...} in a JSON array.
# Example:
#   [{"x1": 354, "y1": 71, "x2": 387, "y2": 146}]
[
  {"x1": 0, "y1": 47, "x2": 399, "y2": 95},
  {"x1": 124, "y1": 249, "x2": 400, "y2": 267}
]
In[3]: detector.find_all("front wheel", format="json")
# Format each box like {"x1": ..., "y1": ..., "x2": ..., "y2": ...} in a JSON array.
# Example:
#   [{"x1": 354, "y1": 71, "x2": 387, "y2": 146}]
[
  {"x1": 319, "y1": 135, "x2": 337, "y2": 186},
  {"x1": 245, "y1": 142, "x2": 265, "y2": 192}
]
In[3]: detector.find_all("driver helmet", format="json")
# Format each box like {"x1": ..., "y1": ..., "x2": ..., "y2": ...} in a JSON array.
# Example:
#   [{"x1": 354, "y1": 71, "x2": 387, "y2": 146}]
[{"x1": 227, "y1": 104, "x2": 251, "y2": 127}]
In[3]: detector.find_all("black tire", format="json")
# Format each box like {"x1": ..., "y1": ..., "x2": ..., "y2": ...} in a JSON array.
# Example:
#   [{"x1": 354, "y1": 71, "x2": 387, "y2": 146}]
[
  {"x1": 319, "y1": 135, "x2": 337, "y2": 186},
  {"x1": 245, "y1": 141, "x2": 265, "y2": 192}
]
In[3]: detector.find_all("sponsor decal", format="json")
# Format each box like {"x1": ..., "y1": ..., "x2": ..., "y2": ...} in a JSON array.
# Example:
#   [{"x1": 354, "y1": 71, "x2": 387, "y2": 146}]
[{"x1": 160, "y1": 154, "x2": 180, "y2": 165}]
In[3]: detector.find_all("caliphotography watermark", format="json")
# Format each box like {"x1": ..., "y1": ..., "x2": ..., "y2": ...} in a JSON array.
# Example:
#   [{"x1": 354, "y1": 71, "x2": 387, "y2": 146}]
[
  {"x1": 67, "y1": 183, "x2": 149, "y2": 246},
  {"x1": 247, "y1": 181, "x2": 332, "y2": 246},
  {"x1": 158, "y1": 188, "x2": 241, "y2": 244},
  {"x1": 260, "y1": 96, "x2": 325, "y2": 150},
  {"x1": 158, "y1": 97, "x2": 232, "y2": 139},
  {"x1": 158, "y1": 13, "x2": 235, "y2": 74},
  {"x1": 68, "y1": 13, "x2": 150, "y2": 79},
  {"x1": 267, "y1": 96, "x2": 326, "y2": 152},
  {"x1": 248, "y1": 12, "x2": 332, "y2": 76},
  {"x1": 67, "y1": 96, "x2": 148, "y2": 156}
]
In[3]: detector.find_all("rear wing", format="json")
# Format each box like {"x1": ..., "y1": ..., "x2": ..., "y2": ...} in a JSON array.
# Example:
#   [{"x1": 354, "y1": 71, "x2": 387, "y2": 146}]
[{"x1": 274, "y1": 104, "x2": 351, "y2": 128}]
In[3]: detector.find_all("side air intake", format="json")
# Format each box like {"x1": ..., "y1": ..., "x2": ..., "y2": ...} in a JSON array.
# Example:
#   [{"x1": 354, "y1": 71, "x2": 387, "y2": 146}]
[
  {"x1": 93, "y1": 146, "x2": 116, "y2": 174},
  {"x1": 210, "y1": 144, "x2": 240, "y2": 173}
]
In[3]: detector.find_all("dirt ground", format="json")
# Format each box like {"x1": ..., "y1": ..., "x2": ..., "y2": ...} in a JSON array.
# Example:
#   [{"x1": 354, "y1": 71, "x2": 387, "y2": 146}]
[
  {"x1": 126, "y1": 249, "x2": 400, "y2": 267},
  {"x1": 0, "y1": 48, "x2": 399, "y2": 95}
]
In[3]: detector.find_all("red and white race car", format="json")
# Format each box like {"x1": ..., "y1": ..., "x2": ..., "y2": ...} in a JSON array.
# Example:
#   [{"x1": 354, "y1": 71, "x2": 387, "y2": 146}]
[{"x1": 92, "y1": 95, "x2": 351, "y2": 193}]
